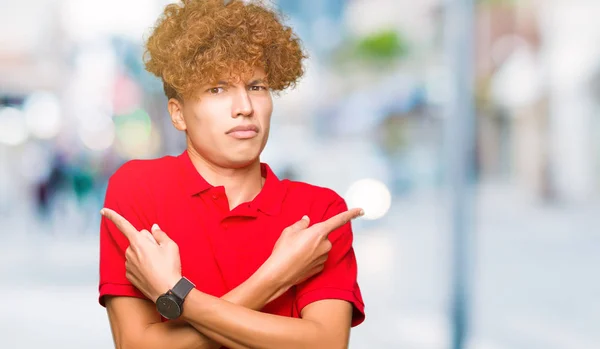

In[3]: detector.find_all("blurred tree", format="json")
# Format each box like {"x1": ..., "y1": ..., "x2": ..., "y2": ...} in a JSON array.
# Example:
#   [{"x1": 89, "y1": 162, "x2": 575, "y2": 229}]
[
  {"x1": 333, "y1": 29, "x2": 409, "y2": 67},
  {"x1": 355, "y1": 30, "x2": 408, "y2": 61}
]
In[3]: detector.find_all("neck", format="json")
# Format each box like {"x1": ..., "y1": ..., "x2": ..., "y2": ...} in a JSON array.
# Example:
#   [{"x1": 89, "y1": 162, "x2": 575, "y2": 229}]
[{"x1": 186, "y1": 147, "x2": 264, "y2": 209}]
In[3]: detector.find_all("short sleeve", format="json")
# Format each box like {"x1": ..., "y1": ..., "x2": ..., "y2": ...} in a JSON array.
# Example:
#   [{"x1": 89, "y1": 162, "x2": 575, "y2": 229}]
[
  {"x1": 294, "y1": 194, "x2": 366, "y2": 327},
  {"x1": 98, "y1": 164, "x2": 154, "y2": 306}
]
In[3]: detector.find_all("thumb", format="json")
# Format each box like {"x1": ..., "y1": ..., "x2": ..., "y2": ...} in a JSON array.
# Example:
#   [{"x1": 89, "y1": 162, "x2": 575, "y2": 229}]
[
  {"x1": 151, "y1": 224, "x2": 170, "y2": 244},
  {"x1": 288, "y1": 215, "x2": 310, "y2": 232}
]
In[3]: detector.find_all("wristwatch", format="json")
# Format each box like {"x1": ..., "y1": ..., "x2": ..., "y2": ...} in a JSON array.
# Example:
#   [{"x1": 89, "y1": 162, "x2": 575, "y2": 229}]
[{"x1": 156, "y1": 277, "x2": 195, "y2": 320}]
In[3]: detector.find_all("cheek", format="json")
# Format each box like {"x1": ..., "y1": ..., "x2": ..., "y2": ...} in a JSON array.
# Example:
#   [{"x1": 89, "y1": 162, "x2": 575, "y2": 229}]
[
  {"x1": 261, "y1": 118, "x2": 271, "y2": 148},
  {"x1": 184, "y1": 115, "x2": 207, "y2": 139},
  {"x1": 265, "y1": 96, "x2": 274, "y2": 115},
  {"x1": 256, "y1": 97, "x2": 273, "y2": 125},
  {"x1": 185, "y1": 104, "x2": 224, "y2": 137}
]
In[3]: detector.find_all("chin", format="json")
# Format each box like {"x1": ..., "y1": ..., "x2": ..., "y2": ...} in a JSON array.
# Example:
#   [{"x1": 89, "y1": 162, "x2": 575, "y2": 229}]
[
  {"x1": 214, "y1": 141, "x2": 266, "y2": 169},
  {"x1": 222, "y1": 154, "x2": 261, "y2": 169}
]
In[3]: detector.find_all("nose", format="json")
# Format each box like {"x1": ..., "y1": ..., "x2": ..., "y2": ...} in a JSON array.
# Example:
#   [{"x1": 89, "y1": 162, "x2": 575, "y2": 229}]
[{"x1": 231, "y1": 88, "x2": 253, "y2": 118}]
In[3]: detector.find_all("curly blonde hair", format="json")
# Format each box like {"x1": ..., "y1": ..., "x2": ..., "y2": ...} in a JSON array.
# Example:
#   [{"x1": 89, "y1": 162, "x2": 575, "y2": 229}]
[{"x1": 143, "y1": 0, "x2": 307, "y2": 100}]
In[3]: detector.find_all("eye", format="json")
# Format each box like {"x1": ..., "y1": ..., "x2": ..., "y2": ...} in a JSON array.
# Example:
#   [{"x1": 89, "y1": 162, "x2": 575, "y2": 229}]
[
  {"x1": 249, "y1": 85, "x2": 267, "y2": 91},
  {"x1": 208, "y1": 87, "x2": 224, "y2": 94}
]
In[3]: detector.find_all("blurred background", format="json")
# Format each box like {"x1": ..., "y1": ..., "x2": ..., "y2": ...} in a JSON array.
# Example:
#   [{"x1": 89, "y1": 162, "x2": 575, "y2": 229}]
[{"x1": 1, "y1": 0, "x2": 599, "y2": 348}]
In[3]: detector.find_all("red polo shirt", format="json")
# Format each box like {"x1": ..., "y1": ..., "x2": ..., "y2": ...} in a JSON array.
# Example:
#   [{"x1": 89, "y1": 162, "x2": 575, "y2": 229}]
[{"x1": 99, "y1": 150, "x2": 365, "y2": 330}]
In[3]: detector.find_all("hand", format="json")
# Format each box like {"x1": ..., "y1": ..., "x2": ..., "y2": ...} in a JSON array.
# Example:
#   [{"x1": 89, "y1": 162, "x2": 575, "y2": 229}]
[
  {"x1": 101, "y1": 208, "x2": 182, "y2": 303},
  {"x1": 264, "y1": 208, "x2": 364, "y2": 299}
]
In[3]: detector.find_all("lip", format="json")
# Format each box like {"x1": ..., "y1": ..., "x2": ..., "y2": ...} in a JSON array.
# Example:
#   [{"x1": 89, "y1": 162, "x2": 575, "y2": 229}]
[{"x1": 226, "y1": 124, "x2": 259, "y2": 139}]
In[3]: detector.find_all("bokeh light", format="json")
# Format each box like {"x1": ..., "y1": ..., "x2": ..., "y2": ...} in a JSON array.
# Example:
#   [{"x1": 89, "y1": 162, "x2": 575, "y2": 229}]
[
  {"x1": 78, "y1": 113, "x2": 116, "y2": 151},
  {"x1": 345, "y1": 178, "x2": 392, "y2": 220},
  {"x1": 112, "y1": 75, "x2": 142, "y2": 115},
  {"x1": 23, "y1": 92, "x2": 63, "y2": 140},
  {"x1": 0, "y1": 107, "x2": 29, "y2": 146},
  {"x1": 114, "y1": 108, "x2": 157, "y2": 158}
]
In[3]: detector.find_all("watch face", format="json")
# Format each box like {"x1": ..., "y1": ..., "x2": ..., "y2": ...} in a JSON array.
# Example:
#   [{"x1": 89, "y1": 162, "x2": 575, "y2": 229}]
[{"x1": 156, "y1": 294, "x2": 182, "y2": 320}]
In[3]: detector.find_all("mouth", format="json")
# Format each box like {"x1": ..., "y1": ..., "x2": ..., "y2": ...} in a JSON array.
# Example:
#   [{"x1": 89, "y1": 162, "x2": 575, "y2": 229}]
[{"x1": 226, "y1": 124, "x2": 259, "y2": 140}]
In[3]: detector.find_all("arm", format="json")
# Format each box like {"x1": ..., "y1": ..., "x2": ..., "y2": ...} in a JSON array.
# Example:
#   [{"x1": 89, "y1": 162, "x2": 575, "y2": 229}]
[
  {"x1": 101, "y1": 212, "x2": 338, "y2": 349},
  {"x1": 180, "y1": 290, "x2": 353, "y2": 349},
  {"x1": 101, "y1": 195, "x2": 364, "y2": 349},
  {"x1": 106, "y1": 260, "x2": 283, "y2": 349}
]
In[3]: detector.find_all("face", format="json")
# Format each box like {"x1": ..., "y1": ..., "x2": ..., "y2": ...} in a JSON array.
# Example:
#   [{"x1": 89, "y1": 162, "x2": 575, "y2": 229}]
[{"x1": 168, "y1": 67, "x2": 273, "y2": 169}]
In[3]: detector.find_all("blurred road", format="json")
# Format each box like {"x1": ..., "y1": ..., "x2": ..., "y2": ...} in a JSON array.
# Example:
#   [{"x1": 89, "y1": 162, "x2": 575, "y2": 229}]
[{"x1": 1, "y1": 182, "x2": 598, "y2": 349}]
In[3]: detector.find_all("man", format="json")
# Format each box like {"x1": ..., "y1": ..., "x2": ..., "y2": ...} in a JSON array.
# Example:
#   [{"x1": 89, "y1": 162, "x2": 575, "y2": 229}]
[{"x1": 99, "y1": 0, "x2": 366, "y2": 348}]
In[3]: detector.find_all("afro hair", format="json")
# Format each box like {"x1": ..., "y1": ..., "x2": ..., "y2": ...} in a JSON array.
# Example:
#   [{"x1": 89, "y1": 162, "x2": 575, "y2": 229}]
[{"x1": 143, "y1": 0, "x2": 307, "y2": 100}]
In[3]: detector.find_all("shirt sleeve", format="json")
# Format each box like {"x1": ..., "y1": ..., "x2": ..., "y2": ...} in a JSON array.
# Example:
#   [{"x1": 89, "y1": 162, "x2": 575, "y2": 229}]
[
  {"x1": 294, "y1": 193, "x2": 366, "y2": 327},
  {"x1": 98, "y1": 164, "x2": 154, "y2": 306}
]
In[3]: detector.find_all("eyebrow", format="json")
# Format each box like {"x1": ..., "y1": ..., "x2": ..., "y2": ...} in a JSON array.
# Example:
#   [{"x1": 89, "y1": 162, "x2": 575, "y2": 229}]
[
  {"x1": 212, "y1": 79, "x2": 266, "y2": 86},
  {"x1": 248, "y1": 79, "x2": 265, "y2": 85}
]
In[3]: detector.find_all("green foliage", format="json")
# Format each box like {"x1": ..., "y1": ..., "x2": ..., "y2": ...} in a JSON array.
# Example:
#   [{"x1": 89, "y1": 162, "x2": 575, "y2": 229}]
[
  {"x1": 331, "y1": 29, "x2": 409, "y2": 69},
  {"x1": 354, "y1": 29, "x2": 409, "y2": 61}
]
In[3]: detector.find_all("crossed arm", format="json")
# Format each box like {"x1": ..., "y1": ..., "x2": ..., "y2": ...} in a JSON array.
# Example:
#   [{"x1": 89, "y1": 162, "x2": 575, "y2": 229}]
[
  {"x1": 102, "y1": 207, "x2": 362, "y2": 349},
  {"x1": 106, "y1": 268, "x2": 352, "y2": 349}
]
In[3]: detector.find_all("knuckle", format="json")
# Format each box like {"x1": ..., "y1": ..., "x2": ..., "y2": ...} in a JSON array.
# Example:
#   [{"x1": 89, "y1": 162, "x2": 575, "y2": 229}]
[{"x1": 129, "y1": 234, "x2": 139, "y2": 244}]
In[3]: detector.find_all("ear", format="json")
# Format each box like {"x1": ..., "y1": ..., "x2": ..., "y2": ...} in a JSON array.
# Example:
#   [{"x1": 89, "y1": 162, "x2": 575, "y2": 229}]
[{"x1": 168, "y1": 98, "x2": 187, "y2": 131}]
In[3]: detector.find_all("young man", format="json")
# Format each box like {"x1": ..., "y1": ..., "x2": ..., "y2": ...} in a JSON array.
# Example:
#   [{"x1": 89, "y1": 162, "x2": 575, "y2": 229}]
[{"x1": 98, "y1": 1, "x2": 366, "y2": 348}]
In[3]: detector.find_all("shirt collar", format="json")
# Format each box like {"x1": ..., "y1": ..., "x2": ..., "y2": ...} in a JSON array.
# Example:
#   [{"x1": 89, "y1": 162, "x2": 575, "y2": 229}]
[
  {"x1": 251, "y1": 163, "x2": 286, "y2": 216},
  {"x1": 177, "y1": 150, "x2": 213, "y2": 196},
  {"x1": 177, "y1": 150, "x2": 286, "y2": 216}
]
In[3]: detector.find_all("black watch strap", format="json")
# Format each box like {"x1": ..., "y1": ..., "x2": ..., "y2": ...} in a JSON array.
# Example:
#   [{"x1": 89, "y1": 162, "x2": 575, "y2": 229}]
[{"x1": 171, "y1": 277, "x2": 195, "y2": 301}]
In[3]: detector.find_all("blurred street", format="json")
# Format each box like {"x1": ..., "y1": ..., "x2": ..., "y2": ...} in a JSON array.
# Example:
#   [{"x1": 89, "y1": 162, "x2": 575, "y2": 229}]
[{"x1": 2, "y1": 182, "x2": 598, "y2": 349}]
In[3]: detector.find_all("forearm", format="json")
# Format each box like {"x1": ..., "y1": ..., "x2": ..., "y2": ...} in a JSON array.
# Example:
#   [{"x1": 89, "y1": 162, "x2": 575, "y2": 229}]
[
  {"x1": 138, "y1": 264, "x2": 284, "y2": 349},
  {"x1": 220, "y1": 262, "x2": 283, "y2": 309},
  {"x1": 129, "y1": 320, "x2": 210, "y2": 349},
  {"x1": 182, "y1": 290, "x2": 331, "y2": 349}
]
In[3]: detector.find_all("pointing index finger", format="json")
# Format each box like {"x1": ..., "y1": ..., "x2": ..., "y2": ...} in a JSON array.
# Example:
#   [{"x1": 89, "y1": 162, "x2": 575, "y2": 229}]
[
  {"x1": 101, "y1": 208, "x2": 139, "y2": 240},
  {"x1": 314, "y1": 208, "x2": 364, "y2": 237}
]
